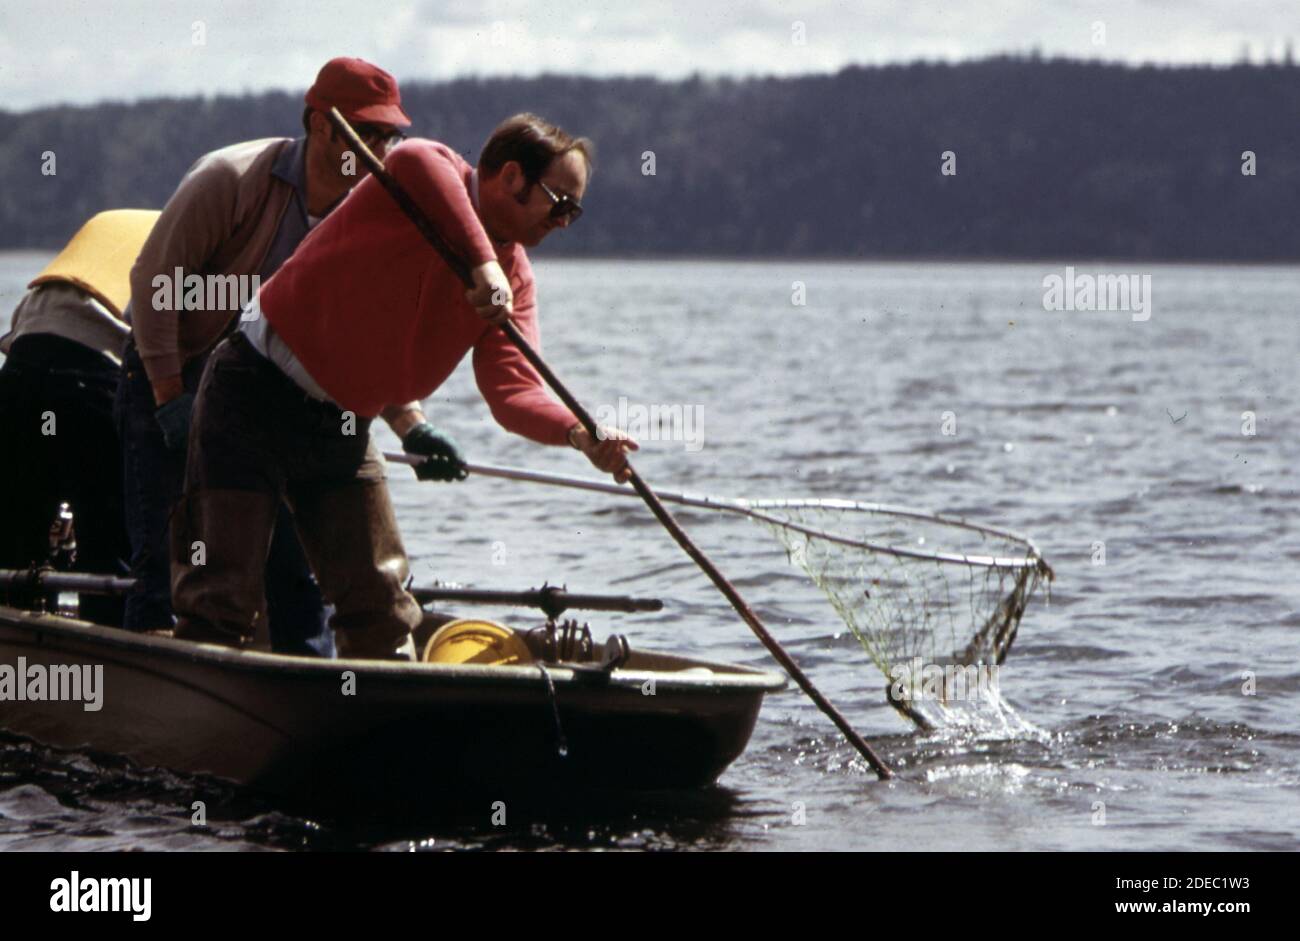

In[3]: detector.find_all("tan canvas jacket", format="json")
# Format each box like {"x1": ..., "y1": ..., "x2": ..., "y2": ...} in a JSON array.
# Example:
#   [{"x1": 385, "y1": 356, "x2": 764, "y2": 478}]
[{"x1": 129, "y1": 137, "x2": 295, "y2": 383}]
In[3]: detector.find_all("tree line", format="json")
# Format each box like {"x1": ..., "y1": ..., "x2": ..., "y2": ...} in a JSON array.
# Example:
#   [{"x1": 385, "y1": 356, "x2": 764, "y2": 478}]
[{"x1": 2, "y1": 57, "x2": 1297, "y2": 261}]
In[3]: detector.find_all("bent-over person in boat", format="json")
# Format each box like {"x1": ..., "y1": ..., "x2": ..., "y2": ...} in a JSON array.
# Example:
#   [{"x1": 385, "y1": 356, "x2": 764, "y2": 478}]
[
  {"x1": 118, "y1": 57, "x2": 415, "y2": 656},
  {"x1": 172, "y1": 113, "x2": 637, "y2": 660},
  {"x1": 0, "y1": 210, "x2": 158, "y2": 625}
]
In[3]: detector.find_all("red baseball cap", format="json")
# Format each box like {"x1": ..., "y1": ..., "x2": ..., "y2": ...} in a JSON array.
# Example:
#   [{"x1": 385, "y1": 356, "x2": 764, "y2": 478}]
[{"x1": 305, "y1": 57, "x2": 411, "y2": 128}]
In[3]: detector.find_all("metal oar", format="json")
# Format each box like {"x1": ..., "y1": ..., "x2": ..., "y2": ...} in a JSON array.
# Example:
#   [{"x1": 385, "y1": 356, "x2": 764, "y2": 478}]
[
  {"x1": 409, "y1": 584, "x2": 661, "y2": 618},
  {"x1": 0, "y1": 569, "x2": 660, "y2": 616},
  {"x1": 332, "y1": 108, "x2": 892, "y2": 779}
]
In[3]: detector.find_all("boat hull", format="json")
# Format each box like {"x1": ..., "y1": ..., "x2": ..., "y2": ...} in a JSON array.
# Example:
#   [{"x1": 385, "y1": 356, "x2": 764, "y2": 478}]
[{"x1": 0, "y1": 607, "x2": 784, "y2": 808}]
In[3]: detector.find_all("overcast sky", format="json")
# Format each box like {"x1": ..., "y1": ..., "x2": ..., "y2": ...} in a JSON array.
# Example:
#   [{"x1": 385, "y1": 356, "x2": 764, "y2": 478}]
[{"x1": 1, "y1": 0, "x2": 1294, "y2": 111}]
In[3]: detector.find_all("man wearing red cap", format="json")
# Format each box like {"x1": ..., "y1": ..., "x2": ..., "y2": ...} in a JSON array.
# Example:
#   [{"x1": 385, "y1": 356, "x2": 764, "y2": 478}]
[{"x1": 116, "y1": 58, "x2": 440, "y2": 656}]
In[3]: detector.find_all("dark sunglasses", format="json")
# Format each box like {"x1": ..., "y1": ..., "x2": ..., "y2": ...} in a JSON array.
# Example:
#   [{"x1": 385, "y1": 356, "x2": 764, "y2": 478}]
[
  {"x1": 537, "y1": 180, "x2": 583, "y2": 222},
  {"x1": 352, "y1": 123, "x2": 407, "y2": 150}
]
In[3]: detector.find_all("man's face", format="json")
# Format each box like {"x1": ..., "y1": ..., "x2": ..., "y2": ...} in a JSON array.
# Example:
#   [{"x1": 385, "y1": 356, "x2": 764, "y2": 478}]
[
  {"x1": 312, "y1": 112, "x2": 403, "y2": 183},
  {"x1": 505, "y1": 150, "x2": 589, "y2": 248}
]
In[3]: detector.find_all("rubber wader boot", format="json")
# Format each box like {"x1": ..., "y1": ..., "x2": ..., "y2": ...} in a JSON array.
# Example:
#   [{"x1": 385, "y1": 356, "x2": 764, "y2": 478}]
[
  {"x1": 288, "y1": 479, "x2": 423, "y2": 661},
  {"x1": 172, "y1": 488, "x2": 278, "y2": 647}
]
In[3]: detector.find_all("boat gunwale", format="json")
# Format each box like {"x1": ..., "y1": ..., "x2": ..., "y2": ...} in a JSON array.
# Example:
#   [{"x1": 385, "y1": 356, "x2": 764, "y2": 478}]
[{"x1": 0, "y1": 605, "x2": 788, "y2": 694}]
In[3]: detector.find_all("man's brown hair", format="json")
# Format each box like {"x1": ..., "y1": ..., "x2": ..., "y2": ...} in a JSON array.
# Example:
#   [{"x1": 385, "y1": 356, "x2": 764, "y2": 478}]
[{"x1": 479, "y1": 113, "x2": 593, "y2": 182}]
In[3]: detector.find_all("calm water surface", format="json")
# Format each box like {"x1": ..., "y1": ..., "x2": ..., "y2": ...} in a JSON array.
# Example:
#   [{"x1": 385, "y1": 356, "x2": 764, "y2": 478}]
[{"x1": 1, "y1": 253, "x2": 1296, "y2": 851}]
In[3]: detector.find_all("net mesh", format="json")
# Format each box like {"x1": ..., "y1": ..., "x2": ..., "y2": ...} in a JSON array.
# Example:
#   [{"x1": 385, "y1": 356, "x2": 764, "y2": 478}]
[{"x1": 744, "y1": 499, "x2": 1052, "y2": 731}]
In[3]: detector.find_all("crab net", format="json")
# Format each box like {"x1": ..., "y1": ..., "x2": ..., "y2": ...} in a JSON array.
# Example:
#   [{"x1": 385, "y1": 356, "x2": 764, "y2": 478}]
[{"x1": 742, "y1": 498, "x2": 1052, "y2": 732}]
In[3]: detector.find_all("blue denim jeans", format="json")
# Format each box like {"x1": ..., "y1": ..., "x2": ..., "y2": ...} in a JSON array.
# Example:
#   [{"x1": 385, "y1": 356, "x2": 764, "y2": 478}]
[{"x1": 114, "y1": 337, "x2": 335, "y2": 657}]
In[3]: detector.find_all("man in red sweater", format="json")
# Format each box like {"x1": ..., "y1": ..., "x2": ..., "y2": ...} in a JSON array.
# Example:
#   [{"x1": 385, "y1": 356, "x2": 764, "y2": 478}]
[{"x1": 172, "y1": 114, "x2": 635, "y2": 659}]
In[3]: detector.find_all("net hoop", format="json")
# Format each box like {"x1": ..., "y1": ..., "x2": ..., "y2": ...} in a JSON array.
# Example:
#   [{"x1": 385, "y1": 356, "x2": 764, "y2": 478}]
[{"x1": 731, "y1": 498, "x2": 1051, "y2": 575}]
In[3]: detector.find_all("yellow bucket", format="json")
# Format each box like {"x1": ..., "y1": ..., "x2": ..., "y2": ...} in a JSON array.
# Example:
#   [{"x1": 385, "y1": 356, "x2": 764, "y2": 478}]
[{"x1": 422, "y1": 619, "x2": 532, "y2": 666}]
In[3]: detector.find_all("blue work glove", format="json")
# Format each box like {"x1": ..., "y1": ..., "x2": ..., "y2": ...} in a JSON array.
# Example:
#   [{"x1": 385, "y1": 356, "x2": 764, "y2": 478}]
[
  {"x1": 155, "y1": 392, "x2": 195, "y2": 452},
  {"x1": 401, "y1": 422, "x2": 468, "y2": 482}
]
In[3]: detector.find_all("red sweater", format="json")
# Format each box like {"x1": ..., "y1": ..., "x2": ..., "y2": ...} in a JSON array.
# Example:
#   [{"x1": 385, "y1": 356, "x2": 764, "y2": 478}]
[{"x1": 260, "y1": 140, "x2": 577, "y2": 445}]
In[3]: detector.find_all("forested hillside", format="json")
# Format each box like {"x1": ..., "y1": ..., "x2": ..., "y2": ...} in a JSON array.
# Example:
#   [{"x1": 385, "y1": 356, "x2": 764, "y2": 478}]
[{"x1": 2, "y1": 57, "x2": 1296, "y2": 260}]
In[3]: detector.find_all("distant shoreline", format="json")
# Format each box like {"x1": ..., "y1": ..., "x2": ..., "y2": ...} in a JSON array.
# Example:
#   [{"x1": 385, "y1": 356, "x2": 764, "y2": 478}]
[{"x1": 5, "y1": 60, "x2": 1298, "y2": 260}]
